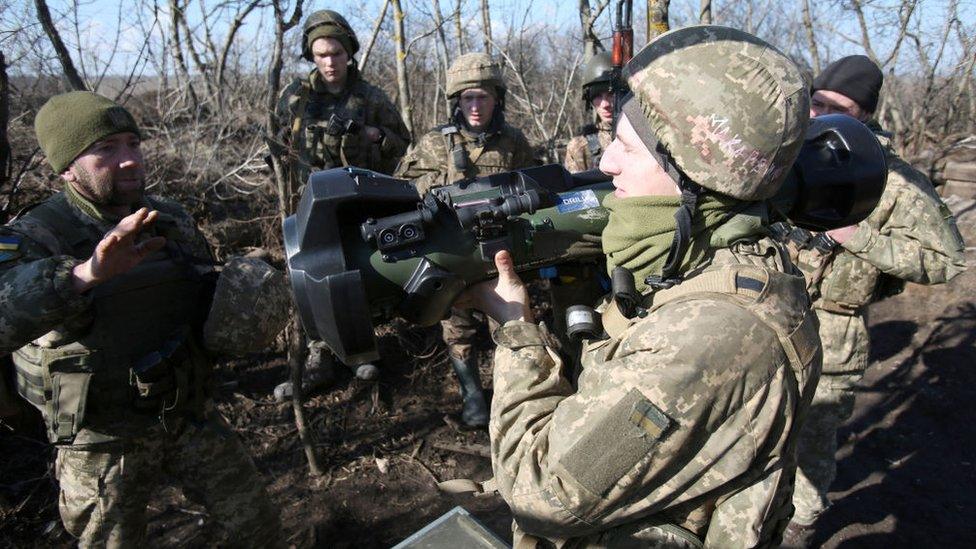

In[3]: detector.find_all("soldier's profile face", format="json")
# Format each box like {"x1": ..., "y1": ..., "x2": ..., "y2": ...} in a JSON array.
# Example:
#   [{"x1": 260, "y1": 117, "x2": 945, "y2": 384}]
[
  {"x1": 810, "y1": 90, "x2": 869, "y2": 121},
  {"x1": 459, "y1": 88, "x2": 496, "y2": 130},
  {"x1": 312, "y1": 37, "x2": 349, "y2": 86},
  {"x1": 64, "y1": 132, "x2": 146, "y2": 208},
  {"x1": 600, "y1": 114, "x2": 678, "y2": 199},
  {"x1": 591, "y1": 91, "x2": 614, "y2": 123}
]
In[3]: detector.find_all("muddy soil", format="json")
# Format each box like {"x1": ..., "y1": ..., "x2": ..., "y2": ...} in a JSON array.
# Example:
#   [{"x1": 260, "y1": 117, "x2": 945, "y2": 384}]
[{"x1": 3, "y1": 200, "x2": 975, "y2": 548}]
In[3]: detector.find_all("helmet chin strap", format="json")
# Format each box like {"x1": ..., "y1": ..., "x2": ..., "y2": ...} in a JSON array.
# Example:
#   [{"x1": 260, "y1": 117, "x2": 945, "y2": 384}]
[
  {"x1": 450, "y1": 100, "x2": 506, "y2": 145},
  {"x1": 649, "y1": 175, "x2": 702, "y2": 289},
  {"x1": 619, "y1": 94, "x2": 702, "y2": 290}
]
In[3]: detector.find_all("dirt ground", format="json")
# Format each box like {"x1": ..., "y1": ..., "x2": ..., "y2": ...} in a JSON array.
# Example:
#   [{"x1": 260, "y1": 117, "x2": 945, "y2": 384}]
[{"x1": 2, "y1": 198, "x2": 975, "y2": 548}]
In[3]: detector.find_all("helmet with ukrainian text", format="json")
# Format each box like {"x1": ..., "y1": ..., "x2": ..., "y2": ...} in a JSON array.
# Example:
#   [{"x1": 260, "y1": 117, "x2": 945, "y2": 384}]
[{"x1": 622, "y1": 25, "x2": 810, "y2": 200}]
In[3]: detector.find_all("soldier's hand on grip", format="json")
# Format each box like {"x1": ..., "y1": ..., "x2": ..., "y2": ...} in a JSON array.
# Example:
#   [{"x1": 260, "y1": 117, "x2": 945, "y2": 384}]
[{"x1": 455, "y1": 250, "x2": 534, "y2": 324}]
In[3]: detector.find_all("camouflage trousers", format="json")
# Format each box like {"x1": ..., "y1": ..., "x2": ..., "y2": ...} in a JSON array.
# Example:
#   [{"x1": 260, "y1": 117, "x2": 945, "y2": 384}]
[
  {"x1": 441, "y1": 308, "x2": 497, "y2": 361},
  {"x1": 792, "y1": 308, "x2": 869, "y2": 525},
  {"x1": 55, "y1": 409, "x2": 280, "y2": 548}
]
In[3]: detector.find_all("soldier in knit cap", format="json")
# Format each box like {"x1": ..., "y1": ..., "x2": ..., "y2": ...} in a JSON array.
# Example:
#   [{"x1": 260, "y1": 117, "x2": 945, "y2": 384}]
[
  {"x1": 395, "y1": 52, "x2": 540, "y2": 427},
  {"x1": 1, "y1": 91, "x2": 284, "y2": 547},
  {"x1": 785, "y1": 55, "x2": 966, "y2": 541}
]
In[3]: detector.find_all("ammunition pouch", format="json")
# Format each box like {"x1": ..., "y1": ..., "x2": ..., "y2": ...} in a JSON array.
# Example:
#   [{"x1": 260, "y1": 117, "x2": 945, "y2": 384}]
[
  {"x1": 13, "y1": 327, "x2": 204, "y2": 443},
  {"x1": 325, "y1": 113, "x2": 360, "y2": 137}
]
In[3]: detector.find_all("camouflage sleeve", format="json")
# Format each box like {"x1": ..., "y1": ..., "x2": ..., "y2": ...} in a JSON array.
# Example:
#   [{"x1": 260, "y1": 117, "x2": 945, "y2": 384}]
[
  {"x1": 511, "y1": 128, "x2": 542, "y2": 170},
  {"x1": 366, "y1": 87, "x2": 410, "y2": 167},
  {"x1": 564, "y1": 136, "x2": 588, "y2": 173},
  {"x1": 489, "y1": 299, "x2": 795, "y2": 539},
  {"x1": 0, "y1": 223, "x2": 91, "y2": 354},
  {"x1": 393, "y1": 130, "x2": 449, "y2": 194},
  {"x1": 272, "y1": 78, "x2": 303, "y2": 150},
  {"x1": 841, "y1": 164, "x2": 967, "y2": 284}
]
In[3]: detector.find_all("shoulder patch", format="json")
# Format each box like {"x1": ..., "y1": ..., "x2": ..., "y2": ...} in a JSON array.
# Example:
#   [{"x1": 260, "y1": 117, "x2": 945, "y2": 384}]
[{"x1": 558, "y1": 387, "x2": 672, "y2": 496}]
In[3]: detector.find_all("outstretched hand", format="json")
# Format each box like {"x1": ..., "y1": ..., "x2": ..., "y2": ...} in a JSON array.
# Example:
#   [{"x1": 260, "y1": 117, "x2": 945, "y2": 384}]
[
  {"x1": 454, "y1": 249, "x2": 534, "y2": 324},
  {"x1": 71, "y1": 207, "x2": 166, "y2": 293}
]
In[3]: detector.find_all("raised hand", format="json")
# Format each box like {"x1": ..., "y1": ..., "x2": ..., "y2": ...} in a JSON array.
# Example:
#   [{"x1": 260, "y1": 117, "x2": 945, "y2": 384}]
[{"x1": 71, "y1": 207, "x2": 167, "y2": 293}]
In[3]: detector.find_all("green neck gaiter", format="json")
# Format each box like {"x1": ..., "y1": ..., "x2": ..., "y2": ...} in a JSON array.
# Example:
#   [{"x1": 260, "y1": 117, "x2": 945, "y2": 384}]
[
  {"x1": 65, "y1": 182, "x2": 117, "y2": 224},
  {"x1": 602, "y1": 192, "x2": 752, "y2": 292},
  {"x1": 64, "y1": 183, "x2": 145, "y2": 226}
]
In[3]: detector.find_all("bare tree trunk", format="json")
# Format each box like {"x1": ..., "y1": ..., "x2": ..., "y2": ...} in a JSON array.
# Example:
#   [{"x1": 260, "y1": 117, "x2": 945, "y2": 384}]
[
  {"x1": 699, "y1": 0, "x2": 712, "y2": 24},
  {"x1": 391, "y1": 0, "x2": 414, "y2": 137},
  {"x1": 174, "y1": 2, "x2": 216, "y2": 103},
  {"x1": 431, "y1": 0, "x2": 452, "y2": 68},
  {"x1": 480, "y1": 0, "x2": 492, "y2": 55},
  {"x1": 167, "y1": 0, "x2": 200, "y2": 107},
  {"x1": 431, "y1": 0, "x2": 452, "y2": 116},
  {"x1": 34, "y1": 0, "x2": 86, "y2": 90},
  {"x1": 801, "y1": 0, "x2": 820, "y2": 74},
  {"x1": 578, "y1": 0, "x2": 610, "y2": 57},
  {"x1": 647, "y1": 0, "x2": 670, "y2": 41},
  {"x1": 359, "y1": 0, "x2": 391, "y2": 72},
  {"x1": 265, "y1": 0, "x2": 321, "y2": 478},
  {"x1": 215, "y1": 0, "x2": 262, "y2": 108},
  {"x1": 0, "y1": 53, "x2": 9, "y2": 222},
  {"x1": 454, "y1": 0, "x2": 465, "y2": 56}
]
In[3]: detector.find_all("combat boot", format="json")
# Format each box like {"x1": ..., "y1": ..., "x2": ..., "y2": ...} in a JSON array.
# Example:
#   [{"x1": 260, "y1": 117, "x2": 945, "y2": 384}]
[{"x1": 449, "y1": 356, "x2": 489, "y2": 427}]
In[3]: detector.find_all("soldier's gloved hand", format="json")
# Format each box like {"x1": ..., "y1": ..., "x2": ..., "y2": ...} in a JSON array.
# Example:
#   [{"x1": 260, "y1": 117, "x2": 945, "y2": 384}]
[
  {"x1": 71, "y1": 207, "x2": 166, "y2": 293},
  {"x1": 455, "y1": 249, "x2": 534, "y2": 324}
]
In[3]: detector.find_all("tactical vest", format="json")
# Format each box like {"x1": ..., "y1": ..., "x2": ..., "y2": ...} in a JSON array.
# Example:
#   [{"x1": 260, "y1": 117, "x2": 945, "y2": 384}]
[
  {"x1": 775, "y1": 224, "x2": 902, "y2": 315},
  {"x1": 288, "y1": 74, "x2": 378, "y2": 180},
  {"x1": 12, "y1": 194, "x2": 214, "y2": 444},
  {"x1": 580, "y1": 123, "x2": 603, "y2": 168},
  {"x1": 438, "y1": 124, "x2": 521, "y2": 184}
]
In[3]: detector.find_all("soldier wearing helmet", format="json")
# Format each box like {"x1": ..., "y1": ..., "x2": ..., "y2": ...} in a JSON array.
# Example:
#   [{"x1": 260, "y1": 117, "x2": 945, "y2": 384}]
[
  {"x1": 564, "y1": 51, "x2": 615, "y2": 172},
  {"x1": 273, "y1": 10, "x2": 410, "y2": 184},
  {"x1": 458, "y1": 26, "x2": 822, "y2": 546},
  {"x1": 272, "y1": 9, "x2": 410, "y2": 193},
  {"x1": 395, "y1": 52, "x2": 540, "y2": 427},
  {"x1": 272, "y1": 10, "x2": 409, "y2": 395},
  {"x1": 1, "y1": 91, "x2": 284, "y2": 546}
]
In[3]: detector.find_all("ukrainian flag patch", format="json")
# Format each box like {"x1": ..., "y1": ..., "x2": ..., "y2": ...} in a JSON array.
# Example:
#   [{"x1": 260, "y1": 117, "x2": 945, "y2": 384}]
[{"x1": 0, "y1": 235, "x2": 21, "y2": 263}]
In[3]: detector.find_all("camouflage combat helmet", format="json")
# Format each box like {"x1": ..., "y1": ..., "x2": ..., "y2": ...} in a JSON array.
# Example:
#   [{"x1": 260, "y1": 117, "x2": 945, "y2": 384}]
[
  {"x1": 622, "y1": 25, "x2": 809, "y2": 201},
  {"x1": 446, "y1": 52, "x2": 505, "y2": 99},
  {"x1": 581, "y1": 51, "x2": 613, "y2": 103},
  {"x1": 302, "y1": 10, "x2": 360, "y2": 61},
  {"x1": 203, "y1": 257, "x2": 290, "y2": 356}
]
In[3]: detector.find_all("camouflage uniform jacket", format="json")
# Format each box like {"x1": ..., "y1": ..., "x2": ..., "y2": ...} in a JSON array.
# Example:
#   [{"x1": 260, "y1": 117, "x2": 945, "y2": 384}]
[
  {"x1": 490, "y1": 236, "x2": 822, "y2": 548},
  {"x1": 0, "y1": 192, "x2": 216, "y2": 443},
  {"x1": 273, "y1": 68, "x2": 410, "y2": 200},
  {"x1": 792, "y1": 131, "x2": 966, "y2": 314},
  {"x1": 563, "y1": 120, "x2": 612, "y2": 173},
  {"x1": 395, "y1": 122, "x2": 538, "y2": 195}
]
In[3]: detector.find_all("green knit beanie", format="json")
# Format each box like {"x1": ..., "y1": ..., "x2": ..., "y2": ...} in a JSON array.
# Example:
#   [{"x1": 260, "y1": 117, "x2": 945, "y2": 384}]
[{"x1": 34, "y1": 91, "x2": 141, "y2": 173}]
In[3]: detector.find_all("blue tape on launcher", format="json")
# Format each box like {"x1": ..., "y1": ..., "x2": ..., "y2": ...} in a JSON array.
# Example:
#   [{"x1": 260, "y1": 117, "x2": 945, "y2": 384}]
[{"x1": 555, "y1": 189, "x2": 600, "y2": 214}]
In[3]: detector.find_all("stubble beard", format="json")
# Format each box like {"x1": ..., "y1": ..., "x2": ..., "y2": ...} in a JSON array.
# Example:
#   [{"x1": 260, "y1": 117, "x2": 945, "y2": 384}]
[{"x1": 73, "y1": 164, "x2": 145, "y2": 208}]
